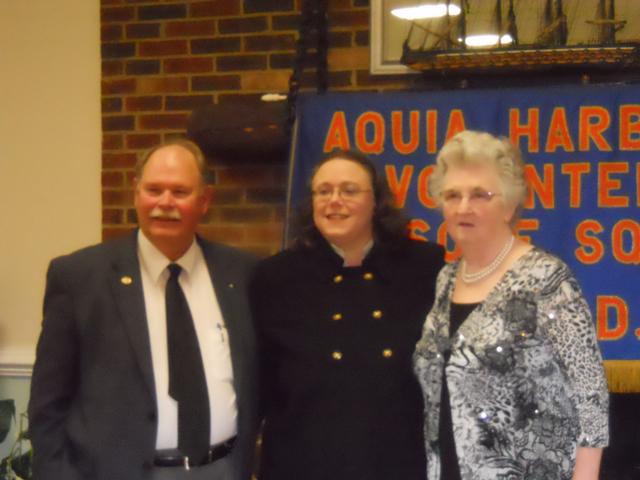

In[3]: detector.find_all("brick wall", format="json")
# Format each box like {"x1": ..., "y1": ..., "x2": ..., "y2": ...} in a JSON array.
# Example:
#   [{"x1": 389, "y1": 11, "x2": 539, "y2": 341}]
[{"x1": 101, "y1": 0, "x2": 418, "y2": 256}]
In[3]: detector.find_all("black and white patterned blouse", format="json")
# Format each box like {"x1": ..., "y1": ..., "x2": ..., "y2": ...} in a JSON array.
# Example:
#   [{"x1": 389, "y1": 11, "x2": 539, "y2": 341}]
[{"x1": 414, "y1": 247, "x2": 609, "y2": 480}]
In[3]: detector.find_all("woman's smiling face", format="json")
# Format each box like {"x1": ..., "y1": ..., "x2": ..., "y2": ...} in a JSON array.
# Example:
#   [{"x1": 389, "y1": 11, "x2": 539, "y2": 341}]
[
  {"x1": 441, "y1": 161, "x2": 516, "y2": 247},
  {"x1": 311, "y1": 158, "x2": 376, "y2": 252}
]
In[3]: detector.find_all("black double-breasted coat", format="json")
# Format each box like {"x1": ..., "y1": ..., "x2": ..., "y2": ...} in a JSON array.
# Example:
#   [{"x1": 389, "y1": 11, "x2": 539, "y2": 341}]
[{"x1": 250, "y1": 238, "x2": 445, "y2": 480}]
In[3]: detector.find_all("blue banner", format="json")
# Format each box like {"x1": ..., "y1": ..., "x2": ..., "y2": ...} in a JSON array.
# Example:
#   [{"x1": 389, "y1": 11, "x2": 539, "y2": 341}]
[{"x1": 290, "y1": 85, "x2": 639, "y2": 368}]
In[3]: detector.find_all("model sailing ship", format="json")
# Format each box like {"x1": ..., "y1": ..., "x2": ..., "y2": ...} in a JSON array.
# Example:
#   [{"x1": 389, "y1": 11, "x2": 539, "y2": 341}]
[{"x1": 400, "y1": 0, "x2": 639, "y2": 73}]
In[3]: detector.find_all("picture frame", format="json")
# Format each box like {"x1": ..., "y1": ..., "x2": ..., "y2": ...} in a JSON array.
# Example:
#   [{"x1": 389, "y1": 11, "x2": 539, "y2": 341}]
[{"x1": 369, "y1": 0, "x2": 417, "y2": 75}]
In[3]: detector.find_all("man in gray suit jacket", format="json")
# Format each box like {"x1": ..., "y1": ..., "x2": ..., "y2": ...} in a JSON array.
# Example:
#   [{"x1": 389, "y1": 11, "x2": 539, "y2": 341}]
[{"x1": 28, "y1": 139, "x2": 258, "y2": 480}]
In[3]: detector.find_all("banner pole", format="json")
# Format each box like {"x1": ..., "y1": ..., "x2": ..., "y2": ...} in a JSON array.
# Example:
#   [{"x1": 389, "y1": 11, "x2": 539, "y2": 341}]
[{"x1": 283, "y1": 115, "x2": 299, "y2": 249}]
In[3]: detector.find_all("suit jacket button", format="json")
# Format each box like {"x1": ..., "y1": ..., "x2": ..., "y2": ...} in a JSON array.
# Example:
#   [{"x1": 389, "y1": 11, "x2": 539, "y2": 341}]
[
  {"x1": 363, "y1": 272, "x2": 374, "y2": 280},
  {"x1": 332, "y1": 313, "x2": 343, "y2": 321},
  {"x1": 372, "y1": 310, "x2": 383, "y2": 319},
  {"x1": 382, "y1": 349, "x2": 393, "y2": 358},
  {"x1": 333, "y1": 274, "x2": 343, "y2": 283},
  {"x1": 331, "y1": 350, "x2": 343, "y2": 360}
]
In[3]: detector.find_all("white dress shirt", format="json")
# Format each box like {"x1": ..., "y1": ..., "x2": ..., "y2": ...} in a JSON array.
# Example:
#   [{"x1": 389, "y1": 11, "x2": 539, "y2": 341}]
[{"x1": 137, "y1": 231, "x2": 237, "y2": 449}]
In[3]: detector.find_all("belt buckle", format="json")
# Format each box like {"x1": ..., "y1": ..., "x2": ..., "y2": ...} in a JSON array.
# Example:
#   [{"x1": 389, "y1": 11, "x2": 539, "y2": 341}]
[{"x1": 182, "y1": 449, "x2": 214, "y2": 470}]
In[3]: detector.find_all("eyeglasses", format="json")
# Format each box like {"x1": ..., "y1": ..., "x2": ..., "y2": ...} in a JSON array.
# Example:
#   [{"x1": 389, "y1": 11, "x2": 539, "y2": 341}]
[
  {"x1": 440, "y1": 188, "x2": 501, "y2": 206},
  {"x1": 311, "y1": 183, "x2": 372, "y2": 202}
]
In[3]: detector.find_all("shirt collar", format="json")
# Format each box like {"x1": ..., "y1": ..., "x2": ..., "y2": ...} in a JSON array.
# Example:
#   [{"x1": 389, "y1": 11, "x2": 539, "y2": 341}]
[
  {"x1": 330, "y1": 240, "x2": 374, "y2": 266},
  {"x1": 137, "y1": 230, "x2": 199, "y2": 282}
]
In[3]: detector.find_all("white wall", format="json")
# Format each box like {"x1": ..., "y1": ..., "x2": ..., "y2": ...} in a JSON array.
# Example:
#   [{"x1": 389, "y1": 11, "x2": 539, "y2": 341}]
[{"x1": 0, "y1": 0, "x2": 101, "y2": 372}]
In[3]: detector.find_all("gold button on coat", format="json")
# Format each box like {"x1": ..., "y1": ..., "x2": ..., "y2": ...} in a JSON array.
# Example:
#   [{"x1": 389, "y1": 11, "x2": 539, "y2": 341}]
[
  {"x1": 382, "y1": 349, "x2": 393, "y2": 358},
  {"x1": 332, "y1": 313, "x2": 343, "y2": 321},
  {"x1": 333, "y1": 274, "x2": 343, "y2": 283},
  {"x1": 363, "y1": 272, "x2": 374, "y2": 280},
  {"x1": 372, "y1": 310, "x2": 383, "y2": 319},
  {"x1": 331, "y1": 351, "x2": 343, "y2": 360}
]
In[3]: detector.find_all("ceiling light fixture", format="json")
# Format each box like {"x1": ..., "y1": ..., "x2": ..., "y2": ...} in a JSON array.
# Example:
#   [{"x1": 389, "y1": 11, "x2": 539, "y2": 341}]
[
  {"x1": 391, "y1": 3, "x2": 461, "y2": 20},
  {"x1": 462, "y1": 34, "x2": 513, "y2": 47}
]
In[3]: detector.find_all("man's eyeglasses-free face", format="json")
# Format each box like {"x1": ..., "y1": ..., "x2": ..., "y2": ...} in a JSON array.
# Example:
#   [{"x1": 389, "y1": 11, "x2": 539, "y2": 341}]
[
  {"x1": 312, "y1": 183, "x2": 372, "y2": 202},
  {"x1": 440, "y1": 188, "x2": 502, "y2": 206}
]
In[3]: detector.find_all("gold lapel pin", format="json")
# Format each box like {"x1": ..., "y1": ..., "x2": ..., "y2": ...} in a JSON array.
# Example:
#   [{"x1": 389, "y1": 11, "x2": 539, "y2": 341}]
[
  {"x1": 227, "y1": 282, "x2": 235, "y2": 289},
  {"x1": 120, "y1": 276, "x2": 133, "y2": 285}
]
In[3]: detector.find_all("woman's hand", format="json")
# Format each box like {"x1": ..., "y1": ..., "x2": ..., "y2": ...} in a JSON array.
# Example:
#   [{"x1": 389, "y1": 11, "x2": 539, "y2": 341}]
[{"x1": 572, "y1": 447, "x2": 603, "y2": 480}]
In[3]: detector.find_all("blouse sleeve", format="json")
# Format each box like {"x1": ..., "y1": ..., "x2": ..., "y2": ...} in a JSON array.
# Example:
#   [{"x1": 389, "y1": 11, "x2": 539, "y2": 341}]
[{"x1": 536, "y1": 260, "x2": 609, "y2": 448}]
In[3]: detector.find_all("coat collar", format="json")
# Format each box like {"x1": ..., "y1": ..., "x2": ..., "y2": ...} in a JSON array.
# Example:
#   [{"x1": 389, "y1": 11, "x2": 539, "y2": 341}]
[
  {"x1": 106, "y1": 231, "x2": 156, "y2": 398},
  {"x1": 298, "y1": 237, "x2": 409, "y2": 284},
  {"x1": 105, "y1": 232, "x2": 249, "y2": 403},
  {"x1": 198, "y1": 237, "x2": 249, "y2": 405}
]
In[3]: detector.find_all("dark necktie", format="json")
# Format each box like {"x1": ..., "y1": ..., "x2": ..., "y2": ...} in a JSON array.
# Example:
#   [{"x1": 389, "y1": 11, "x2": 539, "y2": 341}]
[{"x1": 165, "y1": 263, "x2": 210, "y2": 464}]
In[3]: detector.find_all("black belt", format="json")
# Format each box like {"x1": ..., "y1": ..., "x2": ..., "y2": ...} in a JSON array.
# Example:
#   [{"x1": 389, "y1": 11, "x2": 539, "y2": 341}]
[{"x1": 153, "y1": 436, "x2": 236, "y2": 470}]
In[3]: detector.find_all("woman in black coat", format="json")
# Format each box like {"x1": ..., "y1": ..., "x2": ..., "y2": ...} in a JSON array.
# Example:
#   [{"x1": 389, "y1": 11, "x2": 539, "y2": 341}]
[{"x1": 250, "y1": 149, "x2": 445, "y2": 480}]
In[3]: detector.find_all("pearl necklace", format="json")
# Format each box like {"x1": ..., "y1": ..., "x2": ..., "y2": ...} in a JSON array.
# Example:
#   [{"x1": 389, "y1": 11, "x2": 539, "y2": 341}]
[{"x1": 460, "y1": 235, "x2": 515, "y2": 284}]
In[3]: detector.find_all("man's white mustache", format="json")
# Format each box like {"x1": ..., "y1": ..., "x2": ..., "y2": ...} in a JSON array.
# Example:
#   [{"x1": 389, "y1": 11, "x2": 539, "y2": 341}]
[{"x1": 149, "y1": 207, "x2": 181, "y2": 220}]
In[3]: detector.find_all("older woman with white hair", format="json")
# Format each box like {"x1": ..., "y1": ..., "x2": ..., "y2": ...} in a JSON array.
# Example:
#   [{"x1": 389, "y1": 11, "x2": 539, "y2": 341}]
[{"x1": 414, "y1": 130, "x2": 609, "y2": 480}]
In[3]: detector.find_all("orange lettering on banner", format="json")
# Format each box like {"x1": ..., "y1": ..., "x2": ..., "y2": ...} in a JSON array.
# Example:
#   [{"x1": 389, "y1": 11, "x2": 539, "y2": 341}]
[
  {"x1": 418, "y1": 165, "x2": 437, "y2": 208},
  {"x1": 323, "y1": 111, "x2": 350, "y2": 152},
  {"x1": 560, "y1": 162, "x2": 591, "y2": 208},
  {"x1": 619, "y1": 105, "x2": 640, "y2": 151},
  {"x1": 445, "y1": 110, "x2": 466, "y2": 140},
  {"x1": 509, "y1": 108, "x2": 540, "y2": 153},
  {"x1": 408, "y1": 219, "x2": 430, "y2": 242},
  {"x1": 596, "y1": 296, "x2": 628, "y2": 340},
  {"x1": 426, "y1": 110, "x2": 438, "y2": 153},
  {"x1": 611, "y1": 219, "x2": 640, "y2": 264},
  {"x1": 437, "y1": 223, "x2": 461, "y2": 262},
  {"x1": 579, "y1": 106, "x2": 612, "y2": 151},
  {"x1": 575, "y1": 219, "x2": 604, "y2": 264},
  {"x1": 391, "y1": 111, "x2": 420, "y2": 154},
  {"x1": 524, "y1": 164, "x2": 555, "y2": 209},
  {"x1": 636, "y1": 162, "x2": 640, "y2": 206},
  {"x1": 355, "y1": 111, "x2": 384, "y2": 154},
  {"x1": 545, "y1": 107, "x2": 575, "y2": 152},
  {"x1": 514, "y1": 219, "x2": 539, "y2": 244},
  {"x1": 385, "y1": 164, "x2": 413, "y2": 208},
  {"x1": 598, "y1": 162, "x2": 629, "y2": 207}
]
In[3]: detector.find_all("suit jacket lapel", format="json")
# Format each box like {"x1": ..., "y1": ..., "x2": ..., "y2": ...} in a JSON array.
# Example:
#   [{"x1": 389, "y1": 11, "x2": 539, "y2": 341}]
[
  {"x1": 107, "y1": 231, "x2": 156, "y2": 398},
  {"x1": 199, "y1": 239, "x2": 246, "y2": 401}
]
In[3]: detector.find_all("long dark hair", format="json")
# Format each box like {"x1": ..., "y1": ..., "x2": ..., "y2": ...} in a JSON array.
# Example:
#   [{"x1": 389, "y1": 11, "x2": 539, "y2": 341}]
[{"x1": 291, "y1": 149, "x2": 409, "y2": 250}]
